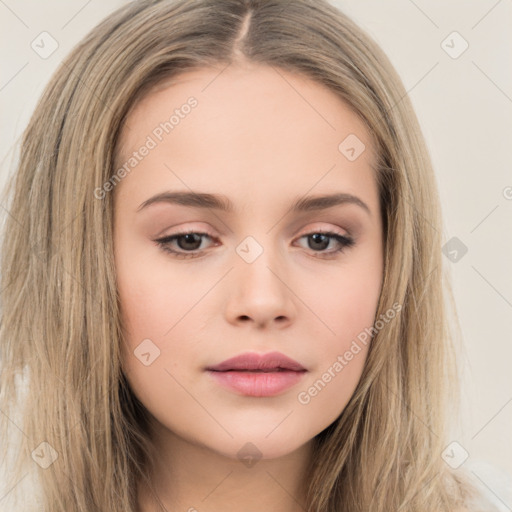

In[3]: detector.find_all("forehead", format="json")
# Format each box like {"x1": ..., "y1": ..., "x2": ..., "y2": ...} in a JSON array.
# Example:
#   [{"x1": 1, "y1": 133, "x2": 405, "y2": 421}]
[{"x1": 114, "y1": 63, "x2": 378, "y2": 213}]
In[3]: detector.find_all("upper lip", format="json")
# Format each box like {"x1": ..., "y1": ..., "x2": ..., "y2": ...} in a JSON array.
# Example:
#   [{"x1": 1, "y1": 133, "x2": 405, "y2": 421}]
[{"x1": 206, "y1": 351, "x2": 306, "y2": 372}]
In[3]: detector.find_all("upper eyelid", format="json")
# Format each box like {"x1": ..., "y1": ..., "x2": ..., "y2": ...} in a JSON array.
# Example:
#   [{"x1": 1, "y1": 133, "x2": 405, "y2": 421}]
[
  {"x1": 157, "y1": 220, "x2": 352, "y2": 238},
  {"x1": 156, "y1": 227, "x2": 349, "y2": 241},
  {"x1": 155, "y1": 229, "x2": 353, "y2": 247}
]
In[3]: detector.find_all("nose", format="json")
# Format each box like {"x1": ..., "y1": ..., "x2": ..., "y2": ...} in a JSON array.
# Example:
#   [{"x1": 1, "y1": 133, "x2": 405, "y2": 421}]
[{"x1": 224, "y1": 247, "x2": 296, "y2": 329}]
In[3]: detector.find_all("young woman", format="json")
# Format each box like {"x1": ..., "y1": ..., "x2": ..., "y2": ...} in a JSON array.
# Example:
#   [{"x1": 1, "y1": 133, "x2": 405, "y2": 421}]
[{"x1": 0, "y1": 0, "x2": 502, "y2": 510}]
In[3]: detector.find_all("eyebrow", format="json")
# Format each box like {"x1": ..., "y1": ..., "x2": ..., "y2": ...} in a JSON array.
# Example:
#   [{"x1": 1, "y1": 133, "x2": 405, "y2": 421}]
[{"x1": 137, "y1": 191, "x2": 371, "y2": 216}]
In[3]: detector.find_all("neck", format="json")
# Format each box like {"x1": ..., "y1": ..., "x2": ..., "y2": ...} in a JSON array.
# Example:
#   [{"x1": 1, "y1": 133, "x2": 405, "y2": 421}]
[{"x1": 137, "y1": 419, "x2": 314, "y2": 512}]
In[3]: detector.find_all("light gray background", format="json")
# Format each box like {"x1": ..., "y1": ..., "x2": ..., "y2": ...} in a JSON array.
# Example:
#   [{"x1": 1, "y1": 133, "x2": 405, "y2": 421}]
[{"x1": 1, "y1": 0, "x2": 511, "y2": 497}]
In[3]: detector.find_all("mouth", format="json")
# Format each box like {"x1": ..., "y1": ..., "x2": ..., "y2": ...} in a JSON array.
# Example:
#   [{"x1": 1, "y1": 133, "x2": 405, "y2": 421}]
[
  {"x1": 209, "y1": 368, "x2": 304, "y2": 373},
  {"x1": 205, "y1": 351, "x2": 307, "y2": 397},
  {"x1": 206, "y1": 369, "x2": 307, "y2": 397},
  {"x1": 205, "y1": 351, "x2": 306, "y2": 373}
]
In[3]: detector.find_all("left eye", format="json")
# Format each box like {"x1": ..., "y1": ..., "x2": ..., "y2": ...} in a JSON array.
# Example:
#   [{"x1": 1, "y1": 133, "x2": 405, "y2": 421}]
[
  {"x1": 296, "y1": 232, "x2": 355, "y2": 256},
  {"x1": 154, "y1": 231, "x2": 355, "y2": 259}
]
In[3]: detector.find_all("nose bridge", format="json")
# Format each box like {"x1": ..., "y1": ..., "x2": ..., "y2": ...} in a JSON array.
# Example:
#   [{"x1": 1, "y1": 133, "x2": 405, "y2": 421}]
[
  {"x1": 225, "y1": 233, "x2": 295, "y2": 326},
  {"x1": 234, "y1": 233, "x2": 285, "y2": 293}
]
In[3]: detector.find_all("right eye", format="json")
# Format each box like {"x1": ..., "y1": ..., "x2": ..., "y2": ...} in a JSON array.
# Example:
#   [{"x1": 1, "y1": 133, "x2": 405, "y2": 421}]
[{"x1": 154, "y1": 231, "x2": 217, "y2": 259}]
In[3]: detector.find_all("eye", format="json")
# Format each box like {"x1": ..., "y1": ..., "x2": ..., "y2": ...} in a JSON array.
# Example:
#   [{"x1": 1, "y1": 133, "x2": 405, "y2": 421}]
[
  {"x1": 154, "y1": 229, "x2": 355, "y2": 259},
  {"x1": 295, "y1": 231, "x2": 355, "y2": 259},
  {"x1": 154, "y1": 230, "x2": 216, "y2": 259}
]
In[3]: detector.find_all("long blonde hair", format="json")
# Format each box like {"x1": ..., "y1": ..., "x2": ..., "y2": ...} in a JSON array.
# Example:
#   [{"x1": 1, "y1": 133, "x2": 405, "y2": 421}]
[{"x1": 0, "y1": 0, "x2": 488, "y2": 510}]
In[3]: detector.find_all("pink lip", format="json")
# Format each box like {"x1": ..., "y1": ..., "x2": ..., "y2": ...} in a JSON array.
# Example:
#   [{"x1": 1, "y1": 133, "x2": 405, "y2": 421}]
[{"x1": 205, "y1": 351, "x2": 307, "y2": 397}]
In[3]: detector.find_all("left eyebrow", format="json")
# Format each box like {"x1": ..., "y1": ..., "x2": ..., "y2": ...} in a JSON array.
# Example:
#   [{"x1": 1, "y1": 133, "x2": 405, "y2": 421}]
[
  {"x1": 292, "y1": 193, "x2": 371, "y2": 216},
  {"x1": 137, "y1": 191, "x2": 371, "y2": 217}
]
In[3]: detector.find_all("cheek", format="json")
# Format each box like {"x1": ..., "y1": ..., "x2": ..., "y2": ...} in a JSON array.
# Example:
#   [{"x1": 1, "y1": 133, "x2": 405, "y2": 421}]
[
  {"x1": 117, "y1": 269, "x2": 206, "y2": 412},
  {"x1": 295, "y1": 249, "x2": 382, "y2": 423},
  {"x1": 294, "y1": 290, "x2": 375, "y2": 434},
  {"x1": 115, "y1": 243, "x2": 206, "y2": 344},
  {"x1": 306, "y1": 245, "x2": 383, "y2": 346},
  {"x1": 314, "y1": 273, "x2": 380, "y2": 338},
  {"x1": 294, "y1": 347, "x2": 367, "y2": 442},
  {"x1": 117, "y1": 268, "x2": 206, "y2": 430}
]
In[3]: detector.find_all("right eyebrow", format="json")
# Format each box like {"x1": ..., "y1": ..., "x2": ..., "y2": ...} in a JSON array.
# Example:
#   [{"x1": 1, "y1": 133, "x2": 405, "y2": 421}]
[{"x1": 137, "y1": 191, "x2": 234, "y2": 212}]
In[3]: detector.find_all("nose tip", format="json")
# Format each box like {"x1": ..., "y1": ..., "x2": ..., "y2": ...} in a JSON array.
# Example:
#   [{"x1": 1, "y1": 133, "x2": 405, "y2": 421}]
[
  {"x1": 236, "y1": 313, "x2": 290, "y2": 327},
  {"x1": 226, "y1": 262, "x2": 295, "y2": 329}
]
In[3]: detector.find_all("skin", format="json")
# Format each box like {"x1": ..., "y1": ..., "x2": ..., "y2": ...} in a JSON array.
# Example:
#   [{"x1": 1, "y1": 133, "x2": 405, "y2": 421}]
[{"x1": 113, "y1": 61, "x2": 384, "y2": 512}]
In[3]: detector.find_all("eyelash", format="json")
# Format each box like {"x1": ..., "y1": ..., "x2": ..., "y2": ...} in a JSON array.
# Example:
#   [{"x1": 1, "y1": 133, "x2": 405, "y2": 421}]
[{"x1": 154, "y1": 229, "x2": 355, "y2": 260}]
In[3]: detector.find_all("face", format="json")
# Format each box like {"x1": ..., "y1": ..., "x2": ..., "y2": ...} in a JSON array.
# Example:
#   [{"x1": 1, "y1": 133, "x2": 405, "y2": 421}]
[{"x1": 113, "y1": 62, "x2": 384, "y2": 462}]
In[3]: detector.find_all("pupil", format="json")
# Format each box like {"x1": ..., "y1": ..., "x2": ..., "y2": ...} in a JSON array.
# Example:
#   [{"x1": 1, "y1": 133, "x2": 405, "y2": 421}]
[
  {"x1": 310, "y1": 233, "x2": 328, "y2": 250},
  {"x1": 179, "y1": 234, "x2": 201, "y2": 250}
]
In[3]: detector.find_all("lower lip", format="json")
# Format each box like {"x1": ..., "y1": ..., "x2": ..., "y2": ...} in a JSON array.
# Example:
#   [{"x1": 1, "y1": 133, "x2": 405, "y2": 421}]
[{"x1": 206, "y1": 369, "x2": 307, "y2": 397}]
